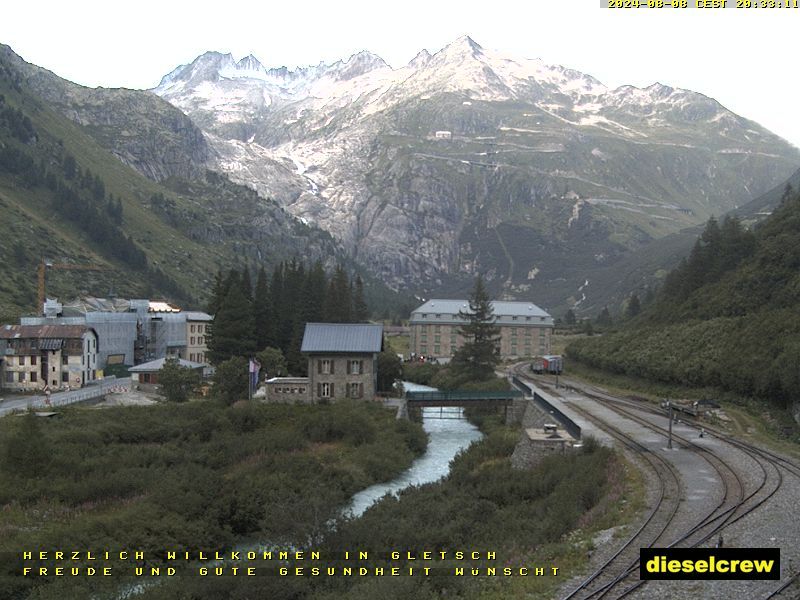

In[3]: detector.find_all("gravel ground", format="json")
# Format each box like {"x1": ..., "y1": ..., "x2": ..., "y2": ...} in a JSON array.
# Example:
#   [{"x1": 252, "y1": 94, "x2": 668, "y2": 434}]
[
  {"x1": 552, "y1": 387, "x2": 800, "y2": 600},
  {"x1": 91, "y1": 390, "x2": 158, "y2": 407}
]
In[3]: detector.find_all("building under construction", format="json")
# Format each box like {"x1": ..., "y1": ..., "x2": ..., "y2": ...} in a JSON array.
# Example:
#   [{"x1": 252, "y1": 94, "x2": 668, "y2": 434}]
[{"x1": 18, "y1": 297, "x2": 211, "y2": 369}]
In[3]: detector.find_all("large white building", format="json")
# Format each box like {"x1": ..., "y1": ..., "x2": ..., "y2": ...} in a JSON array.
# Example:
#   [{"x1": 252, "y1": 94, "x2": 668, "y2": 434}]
[{"x1": 409, "y1": 299, "x2": 553, "y2": 361}]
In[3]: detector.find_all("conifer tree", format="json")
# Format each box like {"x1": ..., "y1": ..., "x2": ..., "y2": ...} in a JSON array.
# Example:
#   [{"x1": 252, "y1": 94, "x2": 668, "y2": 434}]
[
  {"x1": 625, "y1": 293, "x2": 641, "y2": 319},
  {"x1": 206, "y1": 270, "x2": 228, "y2": 316},
  {"x1": 353, "y1": 275, "x2": 369, "y2": 322},
  {"x1": 325, "y1": 265, "x2": 352, "y2": 322},
  {"x1": 240, "y1": 265, "x2": 253, "y2": 302},
  {"x1": 302, "y1": 261, "x2": 327, "y2": 323},
  {"x1": 253, "y1": 267, "x2": 273, "y2": 350},
  {"x1": 451, "y1": 276, "x2": 500, "y2": 381},
  {"x1": 207, "y1": 279, "x2": 257, "y2": 364},
  {"x1": 596, "y1": 306, "x2": 612, "y2": 327}
]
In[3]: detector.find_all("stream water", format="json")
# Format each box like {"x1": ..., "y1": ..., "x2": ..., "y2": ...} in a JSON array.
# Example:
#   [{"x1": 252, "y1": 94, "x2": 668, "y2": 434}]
[
  {"x1": 117, "y1": 383, "x2": 481, "y2": 597},
  {"x1": 344, "y1": 382, "x2": 483, "y2": 517}
]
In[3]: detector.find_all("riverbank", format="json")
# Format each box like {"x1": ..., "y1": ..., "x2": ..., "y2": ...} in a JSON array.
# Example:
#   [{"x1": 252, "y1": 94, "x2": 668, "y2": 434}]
[
  {"x1": 0, "y1": 400, "x2": 427, "y2": 600},
  {"x1": 130, "y1": 401, "x2": 632, "y2": 600}
]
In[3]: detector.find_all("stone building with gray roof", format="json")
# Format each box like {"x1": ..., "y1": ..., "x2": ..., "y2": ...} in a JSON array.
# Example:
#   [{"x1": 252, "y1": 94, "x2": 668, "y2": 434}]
[
  {"x1": 409, "y1": 299, "x2": 553, "y2": 362},
  {"x1": 265, "y1": 323, "x2": 383, "y2": 403}
]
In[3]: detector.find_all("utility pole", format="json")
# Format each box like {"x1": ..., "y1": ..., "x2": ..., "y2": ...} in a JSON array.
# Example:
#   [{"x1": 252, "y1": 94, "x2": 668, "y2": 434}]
[{"x1": 667, "y1": 400, "x2": 673, "y2": 449}]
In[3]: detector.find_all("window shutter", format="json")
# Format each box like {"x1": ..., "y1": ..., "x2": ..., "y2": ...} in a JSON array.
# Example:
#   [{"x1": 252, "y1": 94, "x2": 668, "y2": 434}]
[
  {"x1": 317, "y1": 383, "x2": 321, "y2": 397},
  {"x1": 346, "y1": 361, "x2": 351, "y2": 375},
  {"x1": 359, "y1": 383, "x2": 363, "y2": 399},
  {"x1": 345, "y1": 384, "x2": 350, "y2": 398},
  {"x1": 331, "y1": 360, "x2": 335, "y2": 375},
  {"x1": 330, "y1": 383, "x2": 335, "y2": 398},
  {"x1": 317, "y1": 360, "x2": 322, "y2": 374},
  {"x1": 359, "y1": 360, "x2": 364, "y2": 374}
]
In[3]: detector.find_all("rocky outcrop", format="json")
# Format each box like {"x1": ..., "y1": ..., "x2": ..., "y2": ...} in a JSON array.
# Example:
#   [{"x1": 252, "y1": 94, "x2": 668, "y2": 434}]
[{"x1": 0, "y1": 45, "x2": 210, "y2": 182}]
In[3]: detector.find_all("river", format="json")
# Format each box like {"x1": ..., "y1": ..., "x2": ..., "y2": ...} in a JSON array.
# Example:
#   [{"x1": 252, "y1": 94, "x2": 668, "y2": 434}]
[
  {"x1": 116, "y1": 383, "x2": 480, "y2": 598},
  {"x1": 344, "y1": 381, "x2": 483, "y2": 517}
]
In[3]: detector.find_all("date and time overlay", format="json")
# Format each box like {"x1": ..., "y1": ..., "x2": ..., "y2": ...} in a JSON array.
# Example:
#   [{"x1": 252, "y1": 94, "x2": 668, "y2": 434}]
[{"x1": 605, "y1": 0, "x2": 798, "y2": 9}]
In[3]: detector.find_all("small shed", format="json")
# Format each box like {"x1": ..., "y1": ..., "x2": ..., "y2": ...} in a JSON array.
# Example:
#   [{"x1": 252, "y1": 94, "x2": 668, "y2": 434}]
[
  {"x1": 129, "y1": 358, "x2": 205, "y2": 385},
  {"x1": 264, "y1": 377, "x2": 312, "y2": 404}
]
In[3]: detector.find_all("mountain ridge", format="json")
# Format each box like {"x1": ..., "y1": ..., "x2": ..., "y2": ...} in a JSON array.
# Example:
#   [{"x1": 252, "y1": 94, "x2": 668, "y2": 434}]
[{"x1": 151, "y1": 35, "x2": 800, "y2": 302}]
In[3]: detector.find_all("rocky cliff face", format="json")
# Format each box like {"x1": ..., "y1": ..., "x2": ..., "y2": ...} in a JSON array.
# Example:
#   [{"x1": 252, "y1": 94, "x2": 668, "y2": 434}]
[
  {"x1": 0, "y1": 45, "x2": 210, "y2": 182},
  {"x1": 152, "y1": 36, "x2": 800, "y2": 297}
]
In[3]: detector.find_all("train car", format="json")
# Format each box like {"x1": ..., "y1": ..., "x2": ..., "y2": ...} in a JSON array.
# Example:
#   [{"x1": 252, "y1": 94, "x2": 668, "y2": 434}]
[{"x1": 531, "y1": 355, "x2": 563, "y2": 375}]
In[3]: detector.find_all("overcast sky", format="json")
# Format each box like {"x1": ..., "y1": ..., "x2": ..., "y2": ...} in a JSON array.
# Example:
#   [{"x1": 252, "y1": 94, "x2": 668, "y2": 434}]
[{"x1": 2, "y1": 0, "x2": 799, "y2": 148}]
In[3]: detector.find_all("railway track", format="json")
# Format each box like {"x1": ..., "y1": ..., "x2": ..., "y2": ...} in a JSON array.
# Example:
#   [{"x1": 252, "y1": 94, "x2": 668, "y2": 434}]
[{"x1": 510, "y1": 365, "x2": 799, "y2": 600}]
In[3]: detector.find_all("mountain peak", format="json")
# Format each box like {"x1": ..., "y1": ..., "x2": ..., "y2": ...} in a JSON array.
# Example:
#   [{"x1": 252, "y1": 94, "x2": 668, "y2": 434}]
[
  {"x1": 452, "y1": 35, "x2": 483, "y2": 52},
  {"x1": 334, "y1": 50, "x2": 389, "y2": 80},
  {"x1": 432, "y1": 35, "x2": 485, "y2": 65},
  {"x1": 408, "y1": 49, "x2": 432, "y2": 69}
]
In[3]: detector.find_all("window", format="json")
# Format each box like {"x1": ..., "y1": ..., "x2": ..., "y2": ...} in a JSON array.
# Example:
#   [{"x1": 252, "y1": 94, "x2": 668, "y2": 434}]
[
  {"x1": 5, "y1": 372, "x2": 12, "y2": 383},
  {"x1": 540, "y1": 317, "x2": 545, "y2": 322},
  {"x1": 348, "y1": 360, "x2": 362, "y2": 375},
  {"x1": 421, "y1": 334, "x2": 427, "y2": 342},
  {"x1": 62, "y1": 372, "x2": 69, "y2": 383},
  {"x1": 31, "y1": 355, "x2": 37, "y2": 366},
  {"x1": 199, "y1": 336, "x2": 204, "y2": 345},
  {"x1": 62, "y1": 353, "x2": 68, "y2": 365},
  {"x1": 319, "y1": 359, "x2": 333, "y2": 374},
  {"x1": 420, "y1": 344, "x2": 427, "y2": 354},
  {"x1": 19, "y1": 356, "x2": 25, "y2": 367},
  {"x1": 512, "y1": 316, "x2": 518, "y2": 321},
  {"x1": 348, "y1": 382, "x2": 362, "y2": 399},
  {"x1": 190, "y1": 337, "x2": 195, "y2": 345},
  {"x1": 435, "y1": 314, "x2": 441, "y2": 318},
  {"x1": 190, "y1": 324, "x2": 196, "y2": 333},
  {"x1": 434, "y1": 335, "x2": 440, "y2": 343},
  {"x1": 434, "y1": 345, "x2": 440, "y2": 355},
  {"x1": 18, "y1": 372, "x2": 25, "y2": 382},
  {"x1": 526, "y1": 316, "x2": 531, "y2": 321},
  {"x1": 30, "y1": 372, "x2": 37, "y2": 383},
  {"x1": 435, "y1": 325, "x2": 441, "y2": 332},
  {"x1": 320, "y1": 382, "x2": 332, "y2": 398}
]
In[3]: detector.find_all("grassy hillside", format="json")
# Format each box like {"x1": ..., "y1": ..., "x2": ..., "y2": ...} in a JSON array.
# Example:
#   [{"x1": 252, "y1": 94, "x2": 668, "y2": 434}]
[
  {"x1": 560, "y1": 167, "x2": 800, "y2": 320},
  {"x1": 0, "y1": 49, "x2": 351, "y2": 321},
  {"x1": 568, "y1": 185, "x2": 800, "y2": 415}
]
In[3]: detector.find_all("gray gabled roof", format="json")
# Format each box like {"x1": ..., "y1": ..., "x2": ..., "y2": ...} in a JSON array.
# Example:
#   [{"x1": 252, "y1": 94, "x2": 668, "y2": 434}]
[
  {"x1": 412, "y1": 299, "x2": 550, "y2": 318},
  {"x1": 301, "y1": 323, "x2": 383, "y2": 353}
]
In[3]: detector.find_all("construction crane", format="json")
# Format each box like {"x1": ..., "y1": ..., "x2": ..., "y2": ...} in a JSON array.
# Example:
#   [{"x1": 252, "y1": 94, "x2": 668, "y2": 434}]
[{"x1": 37, "y1": 260, "x2": 109, "y2": 314}]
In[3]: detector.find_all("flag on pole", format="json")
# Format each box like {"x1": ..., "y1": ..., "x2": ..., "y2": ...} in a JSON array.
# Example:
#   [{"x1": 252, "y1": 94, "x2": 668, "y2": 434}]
[{"x1": 248, "y1": 358, "x2": 261, "y2": 395}]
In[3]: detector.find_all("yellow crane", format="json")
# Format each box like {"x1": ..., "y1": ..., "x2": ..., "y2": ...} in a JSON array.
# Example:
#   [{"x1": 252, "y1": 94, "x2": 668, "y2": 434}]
[{"x1": 37, "y1": 260, "x2": 109, "y2": 314}]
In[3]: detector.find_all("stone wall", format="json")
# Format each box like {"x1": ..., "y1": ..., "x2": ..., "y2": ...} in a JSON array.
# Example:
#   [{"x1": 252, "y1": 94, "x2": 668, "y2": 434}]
[{"x1": 511, "y1": 431, "x2": 570, "y2": 470}]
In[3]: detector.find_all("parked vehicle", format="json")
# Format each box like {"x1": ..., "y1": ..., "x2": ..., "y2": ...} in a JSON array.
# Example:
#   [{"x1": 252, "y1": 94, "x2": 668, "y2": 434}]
[{"x1": 531, "y1": 355, "x2": 563, "y2": 375}]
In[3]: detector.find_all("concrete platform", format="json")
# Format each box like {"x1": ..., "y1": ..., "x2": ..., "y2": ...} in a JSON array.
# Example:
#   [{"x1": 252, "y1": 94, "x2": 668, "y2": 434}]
[{"x1": 528, "y1": 382, "x2": 614, "y2": 447}]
